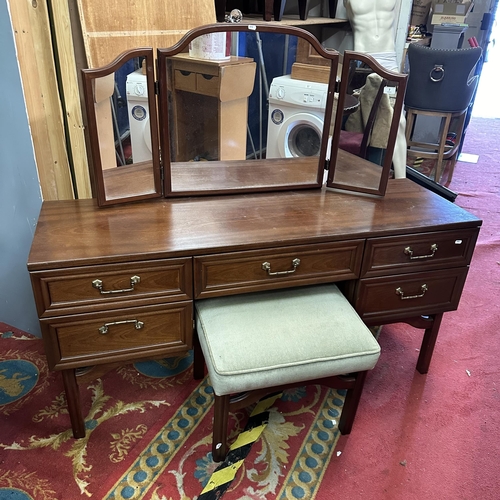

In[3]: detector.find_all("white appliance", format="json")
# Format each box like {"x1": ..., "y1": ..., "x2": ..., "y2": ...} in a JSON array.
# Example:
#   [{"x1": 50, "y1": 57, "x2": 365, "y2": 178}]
[
  {"x1": 126, "y1": 69, "x2": 152, "y2": 163},
  {"x1": 266, "y1": 75, "x2": 328, "y2": 158}
]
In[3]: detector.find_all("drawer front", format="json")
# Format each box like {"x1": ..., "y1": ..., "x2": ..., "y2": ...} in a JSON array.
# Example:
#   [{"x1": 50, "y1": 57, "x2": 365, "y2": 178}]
[
  {"x1": 41, "y1": 302, "x2": 193, "y2": 370},
  {"x1": 173, "y1": 69, "x2": 220, "y2": 96},
  {"x1": 195, "y1": 73, "x2": 221, "y2": 96},
  {"x1": 194, "y1": 241, "x2": 364, "y2": 298},
  {"x1": 361, "y1": 229, "x2": 479, "y2": 277},
  {"x1": 355, "y1": 267, "x2": 468, "y2": 323},
  {"x1": 174, "y1": 69, "x2": 197, "y2": 92},
  {"x1": 33, "y1": 258, "x2": 192, "y2": 316}
]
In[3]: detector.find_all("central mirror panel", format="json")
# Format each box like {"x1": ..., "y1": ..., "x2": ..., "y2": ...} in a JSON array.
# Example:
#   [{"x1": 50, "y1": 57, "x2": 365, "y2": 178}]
[{"x1": 158, "y1": 24, "x2": 339, "y2": 196}]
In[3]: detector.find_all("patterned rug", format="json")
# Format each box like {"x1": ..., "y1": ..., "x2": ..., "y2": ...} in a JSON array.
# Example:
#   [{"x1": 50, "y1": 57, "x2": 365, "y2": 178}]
[
  {"x1": 409, "y1": 157, "x2": 453, "y2": 186},
  {"x1": 0, "y1": 323, "x2": 346, "y2": 499}
]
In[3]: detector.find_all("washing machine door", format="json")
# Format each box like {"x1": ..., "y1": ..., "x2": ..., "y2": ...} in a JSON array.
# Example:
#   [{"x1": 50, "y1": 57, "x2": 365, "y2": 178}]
[
  {"x1": 277, "y1": 112, "x2": 324, "y2": 158},
  {"x1": 129, "y1": 104, "x2": 153, "y2": 163}
]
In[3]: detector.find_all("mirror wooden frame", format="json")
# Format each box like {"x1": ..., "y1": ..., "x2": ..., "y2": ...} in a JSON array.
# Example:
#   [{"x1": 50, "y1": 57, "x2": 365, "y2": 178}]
[
  {"x1": 326, "y1": 51, "x2": 407, "y2": 197},
  {"x1": 82, "y1": 49, "x2": 162, "y2": 207},
  {"x1": 158, "y1": 23, "x2": 339, "y2": 197}
]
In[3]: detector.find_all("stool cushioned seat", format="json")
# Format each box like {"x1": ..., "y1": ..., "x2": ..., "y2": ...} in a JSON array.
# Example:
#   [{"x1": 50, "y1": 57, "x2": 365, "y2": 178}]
[
  {"x1": 196, "y1": 284, "x2": 380, "y2": 395},
  {"x1": 194, "y1": 283, "x2": 381, "y2": 461}
]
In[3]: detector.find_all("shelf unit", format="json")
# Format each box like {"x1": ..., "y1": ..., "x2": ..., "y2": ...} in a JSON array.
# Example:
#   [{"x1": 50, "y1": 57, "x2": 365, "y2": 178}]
[{"x1": 239, "y1": 15, "x2": 349, "y2": 27}]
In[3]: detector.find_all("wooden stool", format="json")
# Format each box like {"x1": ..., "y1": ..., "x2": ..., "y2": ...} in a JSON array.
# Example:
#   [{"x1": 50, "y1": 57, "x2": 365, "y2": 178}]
[
  {"x1": 404, "y1": 43, "x2": 482, "y2": 185},
  {"x1": 405, "y1": 107, "x2": 467, "y2": 184},
  {"x1": 194, "y1": 284, "x2": 381, "y2": 461}
]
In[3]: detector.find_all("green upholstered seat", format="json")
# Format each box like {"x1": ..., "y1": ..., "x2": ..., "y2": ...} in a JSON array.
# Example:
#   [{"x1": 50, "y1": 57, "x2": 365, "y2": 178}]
[
  {"x1": 196, "y1": 284, "x2": 380, "y2": 395},
  {"x1": 194, "y1": 283, "x2": 381, "y2": 461}
]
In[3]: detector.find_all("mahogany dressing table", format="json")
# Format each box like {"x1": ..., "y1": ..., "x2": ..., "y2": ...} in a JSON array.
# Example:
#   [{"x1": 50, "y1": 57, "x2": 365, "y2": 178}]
[
  {"x1": 27, "y1": 24, "x2": 481, "y2": 437},
  {"x1": 27, "y1": 175, "x2": 481, "y2": 438}
]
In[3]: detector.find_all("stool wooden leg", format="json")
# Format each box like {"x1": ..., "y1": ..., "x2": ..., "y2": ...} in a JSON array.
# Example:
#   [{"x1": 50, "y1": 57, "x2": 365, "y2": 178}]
[
  {"x1": 446, "y1": 153, "x2": 459, "y2": 185},
  {"x1": 212, "y1": 394, "x2": 230, "y2": 461},
  {"x1": 328, "y1": 0, "x2": 338, "y2": 18},
  {"x1": 298, "y1": 0, "x2": 310, "y2": 20},
  {"x1": 264, "y1": 0, "x2": 273, "y2": 20},
  {"x1": 192, "y1": 328, "x2": 205, "y2": 380},
  {"x1": 338, "y1": 370, "x2": 368, "y2": 435},
  {"x1": 214, "y1": 0, "x2": 226, "y2": 22},
  {"x1": 445, "y1": 111, "x2": 467, "y2": 185},
  {"x1": 434, "y1": 114, "x2": 452, "y2": 183},
  {"x1": 274, "y1": 0, "x2": 286, "y2": 20},
  {"x1": 405, "y1": 109, "x2": 416, "y2": 144}
]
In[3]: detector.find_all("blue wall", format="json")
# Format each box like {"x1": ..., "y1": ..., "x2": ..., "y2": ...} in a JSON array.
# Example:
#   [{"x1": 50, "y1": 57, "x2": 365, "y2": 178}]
[{"x1": 0, "y1": 0, "x2": 43, "y2": 335}]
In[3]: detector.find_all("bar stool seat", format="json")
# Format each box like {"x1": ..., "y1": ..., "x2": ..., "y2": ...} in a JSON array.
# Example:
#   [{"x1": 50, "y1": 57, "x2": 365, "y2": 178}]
[
  {"x1": 404, "y1": 44, "x2": 482, "y2": 185},
  {"x1": 194, "y1": 283, "x2": 381, "y2": 461}
]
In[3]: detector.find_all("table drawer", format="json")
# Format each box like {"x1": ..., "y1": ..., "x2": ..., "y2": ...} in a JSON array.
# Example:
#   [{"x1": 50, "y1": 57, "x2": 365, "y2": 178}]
[
  {"x1": 32, "y1": 258, "x2": 192, "y2": 316},
  {"x1": 361, "y1": 229, "x2": 479, "y2": 277},
  {"x1": 194, "y1": 241, "x2": 364, "y2": 298},
  {"x1": 40, "y1": 302, "x2": 193, "y2": 370},
  {"x1": 355, "y1": 267, "x2": 468, "y2": 322}
]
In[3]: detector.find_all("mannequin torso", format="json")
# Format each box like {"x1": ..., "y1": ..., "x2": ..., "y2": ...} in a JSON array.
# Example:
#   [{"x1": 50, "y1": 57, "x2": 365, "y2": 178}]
[
  {"x1": 343, "y1": 0, "x2": 407, "y2": 179},
  {"x1": 344, "y1": 0, "x2": 398, "y2": 57}
]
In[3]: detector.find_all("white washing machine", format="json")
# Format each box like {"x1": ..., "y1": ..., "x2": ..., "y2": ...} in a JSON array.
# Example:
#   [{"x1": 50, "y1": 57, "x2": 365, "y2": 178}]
[
  {"x1": 266, "y1": 75, "x2": 328, "y2": 159},
  {"x1": 126, "y1": 69, "x2": 152, "y2": 163}
]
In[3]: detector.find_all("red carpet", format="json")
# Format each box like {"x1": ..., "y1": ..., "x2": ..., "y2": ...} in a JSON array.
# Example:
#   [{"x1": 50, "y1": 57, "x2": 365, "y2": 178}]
[
  {"x1": 321, "y1": 116, "x2": 500, "y2": 499},
  {"x1": 1, "y1": 117, "x2": 499, "y2": 499}
]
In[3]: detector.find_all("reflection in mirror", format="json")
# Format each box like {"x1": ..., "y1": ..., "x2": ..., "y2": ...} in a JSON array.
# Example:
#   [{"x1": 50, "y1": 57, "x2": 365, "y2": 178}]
[
  {"x1": 327, "y1": 51, "x2": 407, "y2": 196},
  {"x1": 82, "y1": 49, "x2": 161, "y2": 206},
  {"x1": 158, "y1": 25, "x2": 338, "y2": 196}
]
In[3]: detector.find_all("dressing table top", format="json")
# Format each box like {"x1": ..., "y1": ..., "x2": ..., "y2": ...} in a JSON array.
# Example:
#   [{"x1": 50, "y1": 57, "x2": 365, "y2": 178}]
[{"x1": 28, "y1": 178, "x2": 481, "y2": 271}]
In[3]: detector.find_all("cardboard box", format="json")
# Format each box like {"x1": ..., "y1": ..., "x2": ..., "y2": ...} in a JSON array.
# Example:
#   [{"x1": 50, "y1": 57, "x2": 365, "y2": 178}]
[
  {"x1": 411, "y1": 0, "x2": 433, "y2": 26},
  {"x1": 431, "y1": 1, "x2": 474, "y2": 25}
]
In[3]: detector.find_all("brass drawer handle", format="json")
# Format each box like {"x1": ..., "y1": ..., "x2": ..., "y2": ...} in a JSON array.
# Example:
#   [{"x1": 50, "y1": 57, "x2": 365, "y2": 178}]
[
  {"x1": 99, "y1": 319, "x2": 144, "y2": 335},
  {"x1": 92, "y1": 275, "x2": 141, "y2": 294},
  {"x1": 404, "y1": 244, "x2": 438, "y2": 260},
  {"x1": 396, "y1": 284, "x2": 428, "y2": 300},
  {"x1": 262, "y1": 258, "x2": 301, "y2": 276}
]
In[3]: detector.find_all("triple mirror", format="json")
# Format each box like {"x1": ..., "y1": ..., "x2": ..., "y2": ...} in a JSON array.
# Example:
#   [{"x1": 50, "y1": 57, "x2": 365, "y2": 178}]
[{"x1": 82, "y1": 24, "x2": 407, "y2": 206}]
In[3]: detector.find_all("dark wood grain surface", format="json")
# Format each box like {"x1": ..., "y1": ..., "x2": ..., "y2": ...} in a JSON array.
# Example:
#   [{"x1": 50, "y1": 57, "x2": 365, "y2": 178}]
[{"x1": 28, "y1": 178, "x2": 481, "y2": 270}]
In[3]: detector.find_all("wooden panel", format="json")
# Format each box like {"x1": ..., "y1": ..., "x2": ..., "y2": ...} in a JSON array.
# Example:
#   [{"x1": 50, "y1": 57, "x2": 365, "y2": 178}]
[
  {"x1": 291, "y1": 62, "x2": 331, "y2": 84},
  {"x1": 295, "y1": 36, "x2": 331, "y2": 67},
  {"x1": 50, "y1": 1, "x2": 92, "y2": 198},
  {"x1": 8, "y1": 0, "x2": 74, "y2": 201},
  {"x1": 76, "y1": 0, "x2": 217, "y2": 67},
  {"x1": 291, "y1": 37, "x2": 333, "y2": 83}
]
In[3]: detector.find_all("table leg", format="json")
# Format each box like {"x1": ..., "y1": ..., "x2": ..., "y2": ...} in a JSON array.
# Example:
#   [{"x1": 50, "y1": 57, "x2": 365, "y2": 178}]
[
  {"x1": 367, "y1": 313, "x2": 445, "y2": 375},
  {"x1": 61, "y1": 369, "x2": 86, "y2": 438},
  {"x1": 416, "y1": 313, "x2": 443, "y2": 374}
]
